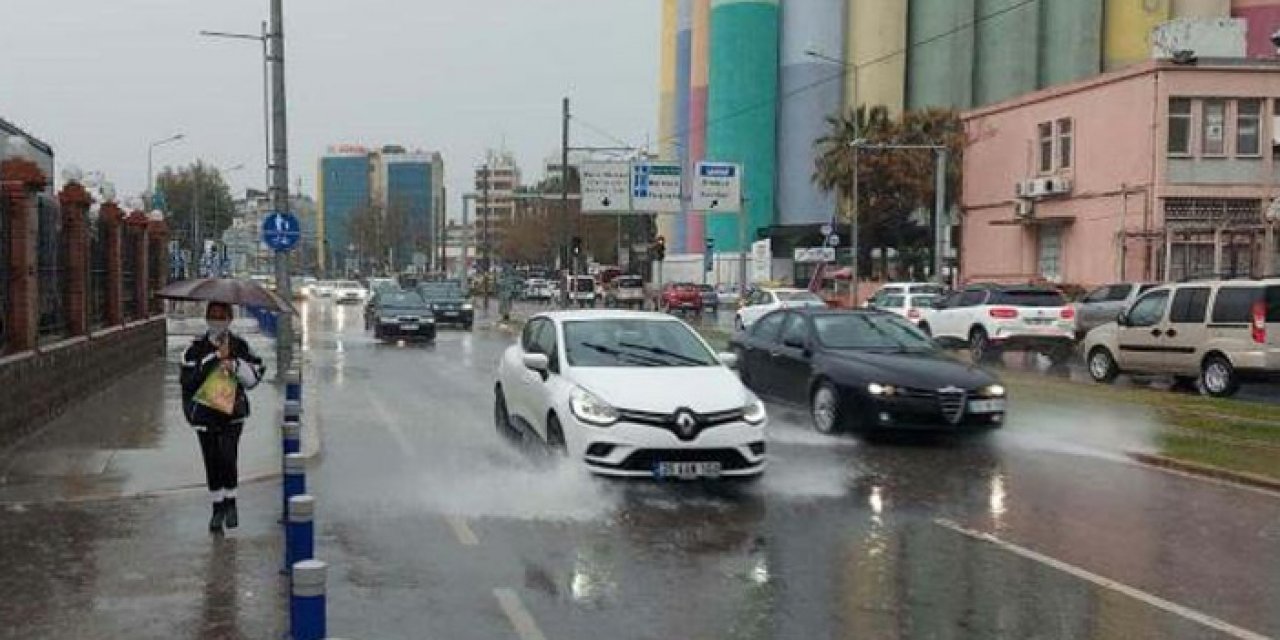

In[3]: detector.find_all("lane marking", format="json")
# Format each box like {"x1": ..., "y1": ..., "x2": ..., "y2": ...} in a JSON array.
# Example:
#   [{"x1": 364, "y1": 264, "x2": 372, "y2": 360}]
[
  {"x1": 494, "y1": 588, "x2": 548, "y2": 640},
  {"x1": 934, "y1": 518, "x2": 1270, "y2": 640},
  {"x1": 445, "y1": 515, "x2": 479, "y2": 546},
  {"x1": 364, "y1": 390, "x2": 419, "y2": 458}
]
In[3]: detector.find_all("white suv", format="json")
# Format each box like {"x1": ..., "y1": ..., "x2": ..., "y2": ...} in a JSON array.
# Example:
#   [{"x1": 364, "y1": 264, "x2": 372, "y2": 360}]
[
  {"x1": 920, "y1": 284, "x2": 1076, "y2": 364},
  {"x1": 494, "y1": 310, "x2": 767, "y2": 479},
  {"x1": 734, "y1": 288, "x2": 827, "y2": 330},
  {"x1": 1083, "y1": 279, "x2": 1280, "y2": 397}
]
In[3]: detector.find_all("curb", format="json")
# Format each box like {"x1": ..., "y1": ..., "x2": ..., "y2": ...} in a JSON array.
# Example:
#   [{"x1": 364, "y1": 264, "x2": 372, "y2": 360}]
[
  {"x1": 0, "y1": 471, "x2": 280, "y2": 508},
  {"x1": 1128, "y1": 451, "x2": 1280, "y2": 493}
]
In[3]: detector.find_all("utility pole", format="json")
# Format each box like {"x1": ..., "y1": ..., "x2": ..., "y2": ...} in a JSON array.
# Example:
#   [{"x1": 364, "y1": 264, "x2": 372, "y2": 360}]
[
  {"x1": 934, "y1": 148, "x2": 947, "y2": 285},
  {"x1": 482, "y1": 160, "x2": 491, "y2": 311},
  {"x1": 851, "y1": 143, "x2": 860, "y2": 306},
  {"x1": 560, "y1": 97, "x2": 571, "y2": 305},
  {"x1": 269, "y1": 0, "x2": 293, "y2": 366}
]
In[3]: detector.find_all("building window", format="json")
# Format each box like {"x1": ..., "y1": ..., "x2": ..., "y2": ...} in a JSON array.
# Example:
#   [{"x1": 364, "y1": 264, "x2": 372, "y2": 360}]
[
  {"x1": 1056, "y1": 118, "x2": 1073, "y2": 169},
  {"x1": 1237, "y1": 98, "x2": 1261, "y2": 156},
  {"x1": 1202, "y1": 99, "x2": 1226, "y2": 156},
  {"x1": 1038, "y1": 122, "x2": 1053, "y2": 173},
  {"x1": 1168, "y1": 98, "x2": 1192, "y2": 155},
  {"x1": 1038, "y1": 225, "x2": 1062, "y2": 281}
]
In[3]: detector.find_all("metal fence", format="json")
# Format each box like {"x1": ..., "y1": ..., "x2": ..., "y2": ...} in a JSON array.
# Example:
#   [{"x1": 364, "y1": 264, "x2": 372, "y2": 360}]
[
  {"x1": 121, "y1": 226, "x2": 139, "y2": 321},
  {"x1": 149, "y1": 237, "x2": 165, "y2": 315},
  {"x1": 88, "y1": 217, "x2": 108, "y2": 329},
  {"x1": 36, "y1": 194, "x2": 67, "y2": 343}
]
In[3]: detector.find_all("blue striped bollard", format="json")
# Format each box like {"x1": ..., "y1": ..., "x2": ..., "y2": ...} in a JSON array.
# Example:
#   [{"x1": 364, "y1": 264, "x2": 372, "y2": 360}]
[
  {"x1": 287, "y1": 494, "x2": 315, "y2": 571},
  {"x1": 284, "y1": 453, "x2": 306, "y2": 521},
  {"x1": 284, "y1": 398, "x2": 302, "y2": 423},
  {"x1": 290, "y1": 559, "x2": 327, "y2": 640},
  {"x1": 286, "y1": 367, "x2": 302, "y2": 403},
  {"x1": 282, "y1": 420, "x2": 301, "y2": 457}
]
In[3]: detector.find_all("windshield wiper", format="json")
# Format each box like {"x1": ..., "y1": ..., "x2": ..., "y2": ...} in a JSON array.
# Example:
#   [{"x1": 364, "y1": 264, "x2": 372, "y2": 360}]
[
  {"x1": 578, "y1": 342, "x2": 663, "y2": 366},
  {"x1": 616, "y1": 342, "x2": 708, "y2": 366}
]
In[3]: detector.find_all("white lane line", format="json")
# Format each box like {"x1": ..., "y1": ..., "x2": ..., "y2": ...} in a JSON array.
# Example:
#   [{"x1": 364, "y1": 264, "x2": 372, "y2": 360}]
[
  {"x1": 365, "y1": 390, "x2": 419, "y2": 458},
  {"x1": 934, "y1": 519, "x2": 1271, "y2": 640},
  {"x1": 445, "y1": 515, "x2": 479, "y2": 546},
  {"x1": 493, "y1": 588, "x2": 548, "y2": 640}
]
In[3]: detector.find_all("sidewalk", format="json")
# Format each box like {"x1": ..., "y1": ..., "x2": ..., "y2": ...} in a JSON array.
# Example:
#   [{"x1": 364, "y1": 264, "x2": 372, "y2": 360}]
[{"x1": 0, "y1": 317, "x2": 317, "y2": 505}]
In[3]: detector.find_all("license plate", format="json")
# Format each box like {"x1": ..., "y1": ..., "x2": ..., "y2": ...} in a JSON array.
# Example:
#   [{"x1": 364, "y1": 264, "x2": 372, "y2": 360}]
[
  {"x1": 400, "y1": 324, "x2": 419, "y2": 331},
  {"x1": 444, "y1": 311, "x2": 459, "y2": 316},
  {"x1": 1025, "y1": 318, "x2": 1052, "y2": 325},
  {"x1": 968, "y1": 399, "x2": 1006, "y2": 414},
  {"x1": 654, "y1": 461, "x2": 721, "y2": 479}
]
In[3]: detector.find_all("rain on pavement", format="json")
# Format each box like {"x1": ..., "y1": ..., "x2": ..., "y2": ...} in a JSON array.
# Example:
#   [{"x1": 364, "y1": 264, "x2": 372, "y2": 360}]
[{"x1": 2, "y1": 300, "x2": 1279, "y2": 639}]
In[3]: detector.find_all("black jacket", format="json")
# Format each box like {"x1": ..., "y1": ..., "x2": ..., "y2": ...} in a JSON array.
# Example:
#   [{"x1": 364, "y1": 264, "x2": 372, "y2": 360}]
[{"x1": 180, "y1": 332, "x2": 265, "y2": 428}]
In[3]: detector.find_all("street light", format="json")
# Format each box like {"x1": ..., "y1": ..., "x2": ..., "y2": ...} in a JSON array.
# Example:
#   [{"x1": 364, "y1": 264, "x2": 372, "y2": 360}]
[
  {"x1": 147, "y1": 133, "x2": 185, "y2": 203},
  {"x1": 199, "y1": 22, "x2": 271, "y2": 193},
  {"x1": 805, "y1": 49, "x2": 863, "y2": 303}
]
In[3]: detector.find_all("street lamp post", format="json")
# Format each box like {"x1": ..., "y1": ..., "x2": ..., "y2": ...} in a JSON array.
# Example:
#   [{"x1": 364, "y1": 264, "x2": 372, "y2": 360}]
[
  {"x1": 147, "y1": 133, "x2": 185, "y2": 204},
  {"x1": 199, "y1": 22, "x2": 271, "y2": 194}
]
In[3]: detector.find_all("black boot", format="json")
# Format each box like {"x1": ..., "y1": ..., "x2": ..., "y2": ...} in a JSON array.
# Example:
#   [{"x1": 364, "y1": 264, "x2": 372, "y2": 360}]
[
  {"x1": 209, "y1": 501, "x2": 225, "y2": 533},
  {"x1": 223, "y1": 498, "x2": 238, "y2": 529}
]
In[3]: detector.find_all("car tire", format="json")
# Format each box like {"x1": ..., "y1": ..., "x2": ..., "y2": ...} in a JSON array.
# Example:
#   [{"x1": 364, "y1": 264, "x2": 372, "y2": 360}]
[
  {"x1": 546, "y1": 414, "x2": 568, "y2": 456},
  {"x1": 969, "y1": 328, "x2": 999, "y2": 365},
  {"x1": 1087, "y1": 347, "x2": 1119, "y2": 384},
  {"x1": 1199, "y1": 355, "x2": 1240, "y2": 398},
  {"x1": 494, "y1": 387, "x2": 516, "y2": 439},
  {"x1": 810, "y1": 381, "x2": 846, "y2": 435}
]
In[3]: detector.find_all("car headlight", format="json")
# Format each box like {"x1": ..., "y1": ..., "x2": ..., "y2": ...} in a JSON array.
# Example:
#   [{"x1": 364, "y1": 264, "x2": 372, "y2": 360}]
[
  {"x1": 867, "y1": 383, "x2": 897, "y2": 396},
  {"x1": 378, "y1": 316, "x2": 396, "y2": 324},
  {"x1": 462, "y1": 303, "x2": 473, "y2": 311},
  {"x1": 569, "y1": 387, "x2": 618, "y2": 427},
  {"x1": 743, "y1": 392, "x2": 766, "y2": 425},
  {"x1": 982, "y1": 384, "x2": 1006, "y2": 397}
]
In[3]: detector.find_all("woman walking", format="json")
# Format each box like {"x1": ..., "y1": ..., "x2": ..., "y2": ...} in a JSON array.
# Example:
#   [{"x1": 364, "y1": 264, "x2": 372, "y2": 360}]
[{"x1": 180, "y1": 302, "x2": 265, "y2": 533}]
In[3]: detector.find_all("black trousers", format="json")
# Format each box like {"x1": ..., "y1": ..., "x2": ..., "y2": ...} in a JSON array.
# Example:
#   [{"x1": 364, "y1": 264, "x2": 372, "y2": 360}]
[{"x1": 196, "y1": 424, "x2": 243, "y2": 492}]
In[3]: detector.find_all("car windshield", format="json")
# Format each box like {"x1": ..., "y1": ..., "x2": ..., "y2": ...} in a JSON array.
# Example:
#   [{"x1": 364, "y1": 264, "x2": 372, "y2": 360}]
[
  {"x1": 380, "y1": 292, "x2": 427, "y2": 310},
  {"x1": 419, "y1": 284, "x2": 463, "y2": 300},
  {"x1": 907, "y1": 284, "x2": 945, "y2": 295},
  {"x1": 337, "y1": 281, "x2": 361, "y2": 288},
  {"x1": 616, "y1": 277, "x2": 642, "y2": 288},
  {"x1": 990, "y1": 289, "x2": 1066, "y2": 307},
  {"x1": 909, "y1": 294, "x2": 938, "y2": 307},
  {"x1": 573, "y1": 279, "x2": 595, "y2": 292},
  {"x1": 813, "y1": 313, "x2": 937, "y2": 352},
  {"x1": 563, "y1": 319, "x2": 718, "y2": 367},
  {"x1": 777, "y1": 291, "x2": 824, "y2": 304}
]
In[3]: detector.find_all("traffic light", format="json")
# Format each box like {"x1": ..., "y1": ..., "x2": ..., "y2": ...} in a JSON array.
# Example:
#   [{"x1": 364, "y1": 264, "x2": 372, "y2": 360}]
[{"x1": 653, "y1": 236, "x2": 666, "y2": 261}]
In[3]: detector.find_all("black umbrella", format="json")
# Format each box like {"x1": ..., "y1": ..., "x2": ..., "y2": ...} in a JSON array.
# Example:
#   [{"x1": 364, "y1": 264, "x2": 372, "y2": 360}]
[{"x1": 157, "y1": 278, "x2": 297, "y2": 315}]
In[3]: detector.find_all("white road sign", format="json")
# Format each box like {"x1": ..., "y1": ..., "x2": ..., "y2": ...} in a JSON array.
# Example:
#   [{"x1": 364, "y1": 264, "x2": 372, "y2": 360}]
[
  {"x1": 794, "y1": 247, "x2": 836, "y2": 263},
  {"x1": 692, "y1": 161, "x2": 742, "y2": 212},
  {"x1": 631, "y1": 162, "x2": 682, "y2": 213},
  {"x1": 580, "y1": 162, "x2": 631, "y2": 213}
]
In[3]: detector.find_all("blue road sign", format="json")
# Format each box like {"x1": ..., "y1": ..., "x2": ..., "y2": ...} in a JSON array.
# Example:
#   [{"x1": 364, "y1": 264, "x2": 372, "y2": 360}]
[{"x1": 263, "y1": 211, "x2": 301, "y2": 252}]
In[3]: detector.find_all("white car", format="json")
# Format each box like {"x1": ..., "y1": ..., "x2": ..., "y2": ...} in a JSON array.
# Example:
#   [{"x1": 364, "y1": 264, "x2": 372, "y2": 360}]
[
  {"x1": 870, "y1": 292, "x2": 940, "y2": 326},
  {"x1": 313, "y1": 281, "x2": 336, "y2": 298},
  {"x1": 332, "y1": 280, "x2": 367, "y2": 304},
  {"x1": 494, "y1": 310, "x2": 768, "y2": 479},
  {"x1": 864, "y1": 282, "x2": 947, "y2": 308},
  {"x1": 734, "y1": 288, "x2": 827, "y2": 330},
  {"x1": 920, "y1": 284, "x2": 1075, "y2": 364}
]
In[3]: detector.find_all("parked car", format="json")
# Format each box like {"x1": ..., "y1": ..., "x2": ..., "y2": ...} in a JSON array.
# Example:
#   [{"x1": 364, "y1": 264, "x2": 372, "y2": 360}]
[
  {"x1": 734, "y1": 288, "x2": 827, "y2": 330},
  {"x1": 493, "y1": 310, "x2": 767, "y2": 479},
  {"x1": 659, "y1": 282, "x2": 704, "y2": 314},
  {"x1": 1082, "y1": 279, "x2": 1280, "y2": 397},
  {"x1": 605, "y1": 275, "x2": 646, "y2": 309},
  {"x1": 1072, "y1": 282, "x2": 1159, "y2": 338},
  {"x1": 869, "y1": 292, "x2": 939, "y2": 327},
  {"x1": 730, "y1": 309, "x2": 1005, "y2": 433},
  {"x1": 418, "y1": 281, "x2": 474, "y2": 329},
  {"x1": 371, "y1": 291, "x2": 437, "y2": 342},
  {"x1": 525, "y1": 278, "x2": 554, "y2": 301},
  {"x1": 697, "y1": 284, "x2": 719, "y2": 313},
  {"x1": 865, "y1": 282, "x2": 947, "y2": 308},
  {"x1": 919, "y1": 284, "x2": 1075, "y2": 364},
  {"x1": 297, "y1": 276, "x2": 318, "y2": 298},
  {"x1": 333, "y1": 280, "x2": 367, "y2": 305},
  {"x1": 567, "y1": 275, "x2": 597, "y2": 308},
  {"x1": 313, "y1": 280, "x2": 336, "y2": 298}
]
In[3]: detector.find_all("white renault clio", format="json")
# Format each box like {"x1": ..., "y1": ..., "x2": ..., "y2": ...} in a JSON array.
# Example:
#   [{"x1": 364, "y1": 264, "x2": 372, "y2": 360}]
[{"x1": 495, "y1": 310, "x2": 767, "y2": 479}]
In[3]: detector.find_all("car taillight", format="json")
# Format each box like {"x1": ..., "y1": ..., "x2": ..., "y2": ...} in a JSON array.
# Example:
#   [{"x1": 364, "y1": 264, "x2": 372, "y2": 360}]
[
  {"x1": 989, "y1": 307, "x2": 1019, "y2": 319},
  {"x1": 1252, "y1": 300, "x2": 1266, "y2": 344},
  {"x1": 1059, "y1": 307, "x2": 1076, "y2": 320},
  {"x1": 907, "y1": 308, "x2": 921, "y2": 319}
]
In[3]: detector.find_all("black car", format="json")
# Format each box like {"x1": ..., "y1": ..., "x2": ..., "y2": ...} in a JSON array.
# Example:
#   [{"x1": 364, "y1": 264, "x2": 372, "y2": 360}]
[
  {"x1": 371, "y1": 291, "x2": 437, "y2": 342},
  {"x1": 418, "y1": 281, "x2": 474, "y2": 329},
  {"x1": 729, "y1": 308, "x2": 1006, "y2": 433}
]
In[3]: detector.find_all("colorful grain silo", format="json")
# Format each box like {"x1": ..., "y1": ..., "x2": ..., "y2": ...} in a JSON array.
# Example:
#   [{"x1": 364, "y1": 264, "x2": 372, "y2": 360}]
[
  {"x1": 706, "y1": 0, "x2": 780, "y2": 252},
  {"x1": 1103, "y1": 0, "x2": 1171, "y2": 71},
  {"x1": 1233, "y1": 0, "x2": 1280, "y2": 57},
  {"x1": 1039, "y1": 0, "x2": 1103, "y2": 88},
  {"x1": 657, "y1": 0, "x2": 679, "y2": 246},
  {"x1": 906, "y1": 0, "x2": 976, "y2": 109},
  {"x1": 685, "y1": 0, "x2": 710, "y2": 253},
  {"x1": 845, "y1": 0, "x2": 907, "y2": 115},
  {"x1": 674, "y1": 0, "x2": 693, "y2": 253}
]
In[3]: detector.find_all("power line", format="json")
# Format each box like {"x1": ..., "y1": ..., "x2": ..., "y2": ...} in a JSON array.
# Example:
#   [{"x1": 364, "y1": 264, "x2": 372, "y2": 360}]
[
  {"x1": 656, "y1": 0, "x2": 1041, "y2": 147},
  {"x1": 571, "y1": 115, "x2": 639, "y2": 150}
]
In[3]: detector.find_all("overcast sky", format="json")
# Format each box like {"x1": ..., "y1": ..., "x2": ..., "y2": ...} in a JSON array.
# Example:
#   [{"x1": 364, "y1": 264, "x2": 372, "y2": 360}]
[{"x1": 2, "y1": 0, "x2": 659, "y2": 219}]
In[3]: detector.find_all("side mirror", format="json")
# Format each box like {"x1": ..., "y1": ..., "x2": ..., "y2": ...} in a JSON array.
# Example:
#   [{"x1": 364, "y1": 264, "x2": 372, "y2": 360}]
[
  {"x1": 522, "y1": 352, "x2": 550, "y2": 372},
  {"x1": 783, "y1": 336, "x2": 806, "y2": 349},
  {"x1": 1116, "y1": 311, "x2": 1129, "y2": 327},
  {"x1": 718, "y1": 352, "x2": 739, "y2": 369}
]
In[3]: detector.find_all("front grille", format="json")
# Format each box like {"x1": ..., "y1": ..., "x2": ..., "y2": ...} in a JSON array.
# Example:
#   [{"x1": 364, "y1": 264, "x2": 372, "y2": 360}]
[
  {"x1": 937, "y1": 389, "x2": 967, "y2": 425},
  {"x1": 600, "y1": 448, "x2": 754, "y2": 472},
  {"x1": 616, "y1": 407, "x2": 745, "y2": 441},
  {"x1": 396, "y1": 316, "x2": 422, "y2": 323}
]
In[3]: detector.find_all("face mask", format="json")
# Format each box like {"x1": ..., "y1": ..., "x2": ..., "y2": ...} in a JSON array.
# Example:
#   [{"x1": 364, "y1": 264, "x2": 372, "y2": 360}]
[{"x1": 208, "y1": 320, "x2": 230, "y2": 339}]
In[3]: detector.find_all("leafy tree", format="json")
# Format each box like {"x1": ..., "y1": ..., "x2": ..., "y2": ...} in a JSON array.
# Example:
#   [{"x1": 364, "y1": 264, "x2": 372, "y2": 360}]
[
  {"x1": 154, "y1": 162, "x2": 235, "y2": 250},
  {"x1": 813, "y1": 107, "x2": 964, "y2": 279}
]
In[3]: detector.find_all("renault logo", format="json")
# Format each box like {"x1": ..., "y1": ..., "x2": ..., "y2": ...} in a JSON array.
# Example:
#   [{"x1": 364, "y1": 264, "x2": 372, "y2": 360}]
[{"x1": 674, "y1": 410, "x2": 698, "y2": 437}]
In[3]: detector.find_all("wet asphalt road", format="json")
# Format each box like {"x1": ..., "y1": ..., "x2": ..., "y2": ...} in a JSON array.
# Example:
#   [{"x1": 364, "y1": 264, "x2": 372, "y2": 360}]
[{"x1": 295, "y1": 301, "x2": 1280, "y2": 640}]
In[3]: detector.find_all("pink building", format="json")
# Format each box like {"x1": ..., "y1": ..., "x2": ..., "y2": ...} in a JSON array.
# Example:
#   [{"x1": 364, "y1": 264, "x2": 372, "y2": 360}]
[{"x1": 961, "y1": 58, "x2": 1280, "y2": 288}]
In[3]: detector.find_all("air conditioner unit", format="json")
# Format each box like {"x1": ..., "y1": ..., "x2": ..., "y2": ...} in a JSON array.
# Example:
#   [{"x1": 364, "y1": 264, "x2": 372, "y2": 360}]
[
  {"x1": 1026, "y1": 178, "x2": 1051, "y2": 198},
  {"x1": 1014, "y1": 199, "x2": 1034, "y2": 218},
  {"x1": 1014, "y1": 180, "x2": 1031, "y2": 198},
  {"x1": 1047, "y1": 176, "x2": 1072, "y2": 195}
]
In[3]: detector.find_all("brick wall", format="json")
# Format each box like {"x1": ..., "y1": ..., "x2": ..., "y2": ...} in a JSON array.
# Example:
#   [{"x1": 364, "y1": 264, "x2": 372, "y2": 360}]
[{"x1": 0, "y1": 318, "x2": 165, "y2": 449}]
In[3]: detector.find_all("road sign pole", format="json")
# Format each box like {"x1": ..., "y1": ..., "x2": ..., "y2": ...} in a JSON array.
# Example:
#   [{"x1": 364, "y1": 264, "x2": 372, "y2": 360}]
[{"x1": 738, "y1": 166, "x2": 747, "y2": 296}]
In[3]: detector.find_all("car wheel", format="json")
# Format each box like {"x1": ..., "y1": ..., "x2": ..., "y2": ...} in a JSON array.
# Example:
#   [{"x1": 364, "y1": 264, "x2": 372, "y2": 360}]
[
  {"x1": 1199, "y1": 355, "x2": 1239, "y2": 398},
  {"x1": 1087, "y1": 347, "x2": 1119, "y2": 383},
  {"x1": 810, "y1": 381, "x2": 845, "y2": 435},
  {"x1": 969, "y1": 328, "x2": 998, "y2": 364},
  {"x1": 494, "y1": 387, "x2": 516, "y2": 439},
  {"x1": 546, "y1": 414, "x2": 568, "y2": 455}
]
